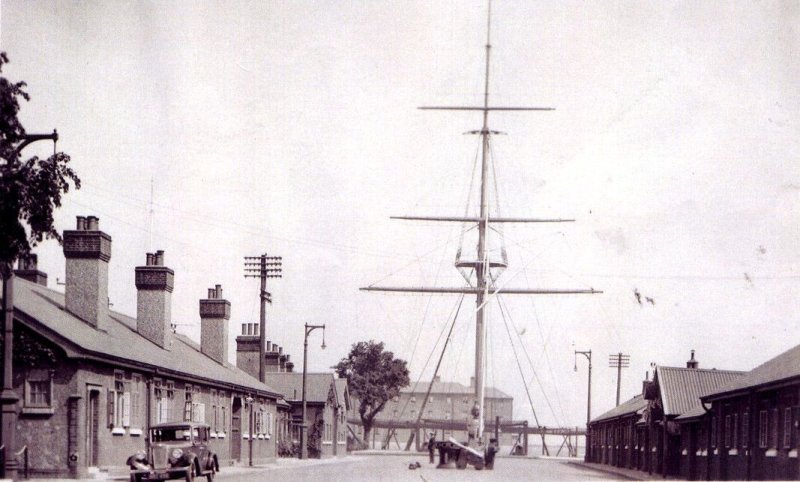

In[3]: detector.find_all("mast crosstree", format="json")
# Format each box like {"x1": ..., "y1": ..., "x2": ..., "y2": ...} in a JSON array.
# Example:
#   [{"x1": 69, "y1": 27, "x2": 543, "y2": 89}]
[{"x1": 361, "y1": 3, "x2": 601, "y2": 443}]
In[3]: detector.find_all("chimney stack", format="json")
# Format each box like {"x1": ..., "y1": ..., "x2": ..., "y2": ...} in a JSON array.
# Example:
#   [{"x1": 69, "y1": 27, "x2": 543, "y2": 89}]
[
  {"x1": 63, "y1": 215, "x2": 112, "y2": 328},
  {"x1": 200, "y1": 284, "x2": 231, "y2": 365},
  {"x1": 686, "y1": 349, "x2": 699, "y2": 369},
  {"x1": 235, "y1": 323, "x2": 260, "y2": 379},
  {"x1": 14, "y1": 253, "x2": 48, "y2": 286},
  {"x1": 135, "y1": 250, "x2": 174, "y2": 348}
]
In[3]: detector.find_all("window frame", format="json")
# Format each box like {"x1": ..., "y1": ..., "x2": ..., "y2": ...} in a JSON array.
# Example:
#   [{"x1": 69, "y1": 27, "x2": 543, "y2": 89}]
[{"x1": 22, "y1": 369, "x2": 54, "y2": 415}]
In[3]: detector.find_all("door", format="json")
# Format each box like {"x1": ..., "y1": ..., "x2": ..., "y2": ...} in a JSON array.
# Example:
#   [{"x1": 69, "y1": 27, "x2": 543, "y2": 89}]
[
  {"x1": 86, "y1": 389, "x2": 100, "y2": 467},
  {"x1": 231, "y1": 397, "x2": 242, "y2": 461}
]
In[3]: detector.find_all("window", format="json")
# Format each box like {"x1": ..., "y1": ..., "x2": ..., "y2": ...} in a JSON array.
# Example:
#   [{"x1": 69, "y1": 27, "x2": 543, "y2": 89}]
[
  {"x1": 109, "y1": 371, "x2": 130, "y2": 432},
  {"x1": 759, "y1": 410, "x2": 768, "y2": 448},
  {"x1": 732, "y1": 414, "x2": 738, "y2": 449},
  {"x1": 183, "y1": 385, "x2": 204, "y2": 423},
  {"x1": 410, "y1": 396, "x2": 416, "y2": 404},
  {"x1": 131, "y1": 374, "x2": 143, "y2": 429},
  {"x1": 724, "y1": 415, "x2": 732, "y2": 448},
  {"x1": 184, "y1": 384, "x2": 193, "y2": 421},
  {"x1": 710, "y1": 415, "x2": 717, "y2": 448},
  {"x1": 771, "y1": 409, "x2": 779, "y2": 449},
  {"x1": 742, "y1": 412, "x2": 749, "y2": 448},
  {"x1": 23, "y1": 369, "x2": 53, "y2": 413},
  {"x1": 219, "y1": 391, "x2": 227, "y2": 435},
  {"x1": 155, "y1": 380, "x2": 175, "y2": 423},
  {"x1": 783, "y1": 408, "x2": 792, "y2": 448}
]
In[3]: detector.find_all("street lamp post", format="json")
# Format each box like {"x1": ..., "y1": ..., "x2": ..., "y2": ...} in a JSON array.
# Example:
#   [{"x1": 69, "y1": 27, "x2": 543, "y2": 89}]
[
  {"x1": 1, "y1": 130, "x2": 59, "y2": 480},
  {"x1": 574, "y1": 349, "x2": 592, "y2": 462},
  {"x1": 245, "y1": 396, "x2": 254, "y2": 466},
  {"x1": 300, "y1": 323, "x2": 326, "y2": 460}
]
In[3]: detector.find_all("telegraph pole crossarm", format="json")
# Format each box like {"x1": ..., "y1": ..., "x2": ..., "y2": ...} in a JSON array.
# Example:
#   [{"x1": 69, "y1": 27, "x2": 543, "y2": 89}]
[
  {"x1": 608, "y1": 352, "x2": 630, "y2": 407},
  {"x1": 244, "y1": 254, "x2": 282, "y2": 383}
]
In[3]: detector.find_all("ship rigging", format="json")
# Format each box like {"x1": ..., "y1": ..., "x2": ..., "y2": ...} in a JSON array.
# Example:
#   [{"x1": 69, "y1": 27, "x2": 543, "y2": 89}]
[{"x1": 361, "y1": 1, "x2": 601, "y2": 468}]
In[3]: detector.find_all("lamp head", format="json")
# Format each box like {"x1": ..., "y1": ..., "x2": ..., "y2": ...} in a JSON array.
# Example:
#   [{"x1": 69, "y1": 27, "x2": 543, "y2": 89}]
[{"x1": 321, "y1": 327, "x2": 327, "y2": 350}]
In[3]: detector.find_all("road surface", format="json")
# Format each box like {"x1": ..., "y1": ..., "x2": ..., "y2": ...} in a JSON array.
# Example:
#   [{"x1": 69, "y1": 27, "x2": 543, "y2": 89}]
[{"x1": 218, "y1": 454, "x2": 617, "y2": 481}]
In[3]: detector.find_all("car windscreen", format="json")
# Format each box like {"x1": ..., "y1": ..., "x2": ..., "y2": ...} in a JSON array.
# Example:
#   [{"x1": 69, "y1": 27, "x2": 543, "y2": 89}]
[{"x1": 150, "y1": 428, "x2": 192, "y2": 442}]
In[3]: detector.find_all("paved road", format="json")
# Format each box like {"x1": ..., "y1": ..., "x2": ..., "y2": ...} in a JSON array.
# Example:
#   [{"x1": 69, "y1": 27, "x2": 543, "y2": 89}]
[{"x1": 218, "y1": 454, "x2": 617, "y2": 482}]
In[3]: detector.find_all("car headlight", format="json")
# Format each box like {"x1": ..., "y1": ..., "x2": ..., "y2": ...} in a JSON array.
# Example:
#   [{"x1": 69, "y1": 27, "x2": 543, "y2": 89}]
[{"x1": 169, "y1": 448, "x2": 184, "y2": 464}]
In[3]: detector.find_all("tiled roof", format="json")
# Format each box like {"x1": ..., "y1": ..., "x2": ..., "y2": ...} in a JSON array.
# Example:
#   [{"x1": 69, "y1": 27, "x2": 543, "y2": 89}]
[
  {"x1": 9, "y1": 278, "x2": 280, "y2": 397},
  {"x1": 675, "y1": 405, "x2": 707, "y2": 422},
  {"x1": 401, "y1": 380, "x2": 511, "y2": 399},
  {"x1": 702, "y1": 343, "x2": 800, "y2": 400},
  {"x1": 591, "y1": 395, "x2": 647, "y2": 424},
  {"x1": 656, "y1": 366, "x2": 743, "y2": 417},
  {"x1": 263, "y1": 372, "x2": 335, "y2": 404}
]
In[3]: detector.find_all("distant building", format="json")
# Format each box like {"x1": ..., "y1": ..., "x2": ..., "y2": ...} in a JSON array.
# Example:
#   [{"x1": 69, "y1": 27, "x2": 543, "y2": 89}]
[
  {"x1": 6, "y1": 216, "x2": 282, "y2": 479},
  {"x1": 353, "y1": 376, "x2": 513, "y2": 448},
  {"x1": 263, "y1": 372, "x2": 350, "y2": 458}
]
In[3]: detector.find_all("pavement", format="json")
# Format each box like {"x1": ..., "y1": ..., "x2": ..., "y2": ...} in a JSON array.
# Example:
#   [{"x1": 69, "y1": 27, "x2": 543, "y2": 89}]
[{"x1": 566, "y1": 460, "x2": 681, "y2": 481}]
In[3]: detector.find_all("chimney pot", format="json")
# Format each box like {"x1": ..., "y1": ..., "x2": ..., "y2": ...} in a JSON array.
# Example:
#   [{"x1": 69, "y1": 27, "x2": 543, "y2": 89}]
[
  {"x1": 155, "y1": 250, "x2": 164, "y2": 266},
  {"x1": 86, "y1": 216, "x2": 99, "y2": 231},
  {"x1": 63, "y1": 216, "x2": 112, "y2": 328},
  {"x1": 686, "y1": 349, "x2": 699, "y2": 369},
  {"x1": 135, "y1": 250, "x2": 175, "y2": 349},
  {"x1": 278, "y1": 346, "x2": 283, "y2": 355},
  {"x1": 266, "y1": 341, "x2": 272, "y2": 351},
  {"x1": 200, "y1": 286, "x2": 231, "y2": 365},
  {"x1": 254, "y1": 324, "x2": 259, "y2": 335},
  {"x1": 14, "y1": 253, "x2": 48, "y2": 286}
]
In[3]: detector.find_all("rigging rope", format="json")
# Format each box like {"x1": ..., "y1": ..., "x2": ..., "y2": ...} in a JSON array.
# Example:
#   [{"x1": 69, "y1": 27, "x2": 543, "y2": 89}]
[
  {"x1": 497, "y1": 291, "x2": 549, "y2": 452},
  {"x1": 497, "y1": 294, "x2": 564, "y2": 427},
  {"x1": 384, "y1": 293, "x2": 465, "y2": 436}
]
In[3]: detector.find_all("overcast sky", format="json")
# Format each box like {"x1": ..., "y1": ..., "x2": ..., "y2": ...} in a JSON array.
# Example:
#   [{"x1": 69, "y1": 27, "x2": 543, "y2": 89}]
[{"x1": 2, "y1": 1, "x2": 799, "y2": 428}]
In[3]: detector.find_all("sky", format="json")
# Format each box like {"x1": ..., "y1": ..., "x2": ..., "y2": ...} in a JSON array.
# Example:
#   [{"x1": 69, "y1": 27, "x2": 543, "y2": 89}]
[{"x1": 2, "y1": 1, "x2": 799, "y2": 429}]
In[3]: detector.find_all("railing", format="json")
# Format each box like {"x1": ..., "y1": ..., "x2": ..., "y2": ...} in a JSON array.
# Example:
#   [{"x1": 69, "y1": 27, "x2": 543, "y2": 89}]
[{"x1": 0, "y1": 444, "x2": 29, "y2": 479}]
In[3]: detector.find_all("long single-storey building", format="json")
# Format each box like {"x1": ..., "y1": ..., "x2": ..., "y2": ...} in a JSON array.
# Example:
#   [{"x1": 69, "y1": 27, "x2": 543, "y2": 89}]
[
  {"x1": 4, "y1": 216, "x2": 283, "y2": 478},
  {"x1": 692, "y1": 343, "x2": 800, "y2": 480},
  {"x1": 588, "y1": 351, "x2": 743, "y2": 478}
]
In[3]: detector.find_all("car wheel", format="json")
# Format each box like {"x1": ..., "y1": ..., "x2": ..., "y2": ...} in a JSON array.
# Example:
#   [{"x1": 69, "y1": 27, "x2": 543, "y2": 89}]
[{"x1": 184, "y1": 466, "x2": 195, "y2": 482}]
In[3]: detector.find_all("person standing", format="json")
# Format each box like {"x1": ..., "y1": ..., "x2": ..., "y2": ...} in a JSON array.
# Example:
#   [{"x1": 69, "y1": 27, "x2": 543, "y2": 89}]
[{"x1": 428, "y1": 432, "x2": 436, "y2": 464}]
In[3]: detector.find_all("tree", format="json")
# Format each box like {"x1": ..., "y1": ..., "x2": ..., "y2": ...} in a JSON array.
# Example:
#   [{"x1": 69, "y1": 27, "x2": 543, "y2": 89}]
[
  {"x1": 0, "y1": 51, "x2": 79, "y2": 271},
  {"x1": 333, "y1": 340, "x2": 410, "y2": 446}
]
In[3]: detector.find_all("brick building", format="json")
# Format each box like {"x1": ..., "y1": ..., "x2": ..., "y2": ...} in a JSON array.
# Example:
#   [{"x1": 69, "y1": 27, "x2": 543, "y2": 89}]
[
  {"x1": 587, "y1": 351, "x2": 742, "y2": 478},
  {"x1": 693, "y1": 343, "x2": 800, "y2": 480},
  {"x1": 357, "y1": 376, "x2": 513, "y2": 448},
  {"x1": 4, "y1": 216, "x2": 282, "y2": 478},
  {"x1": 263, "y1": 372, "x2": 350, "y2": 458}
]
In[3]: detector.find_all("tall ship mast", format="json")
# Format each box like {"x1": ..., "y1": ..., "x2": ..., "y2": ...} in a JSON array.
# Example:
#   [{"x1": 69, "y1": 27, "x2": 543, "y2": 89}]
[{"x1": 362, "y1": 1, "x2": 600, "y2": 463}]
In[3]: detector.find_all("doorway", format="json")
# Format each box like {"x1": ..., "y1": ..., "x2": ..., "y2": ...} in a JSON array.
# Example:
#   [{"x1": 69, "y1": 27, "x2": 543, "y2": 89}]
[
  {"x1": 86, "y1": 389, "x2": 100, "y2": 467},
  {"x1": 231, "y1": 397, "x2": 242, "y2": 461}
]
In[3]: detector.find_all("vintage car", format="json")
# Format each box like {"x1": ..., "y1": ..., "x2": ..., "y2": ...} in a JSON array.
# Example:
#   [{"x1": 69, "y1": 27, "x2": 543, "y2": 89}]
[{"x1": 126, "y1": 422, "x2": 219, "y2": 482}]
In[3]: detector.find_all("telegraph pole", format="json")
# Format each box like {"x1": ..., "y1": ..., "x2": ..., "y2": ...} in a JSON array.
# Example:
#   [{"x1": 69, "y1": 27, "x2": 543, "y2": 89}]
[
  {"x1": 244, "y1": 254, "x2": 282, "y2": 382},
  {"x1": 608, "y1": 352, "x2": 630, "y2": 406}
]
